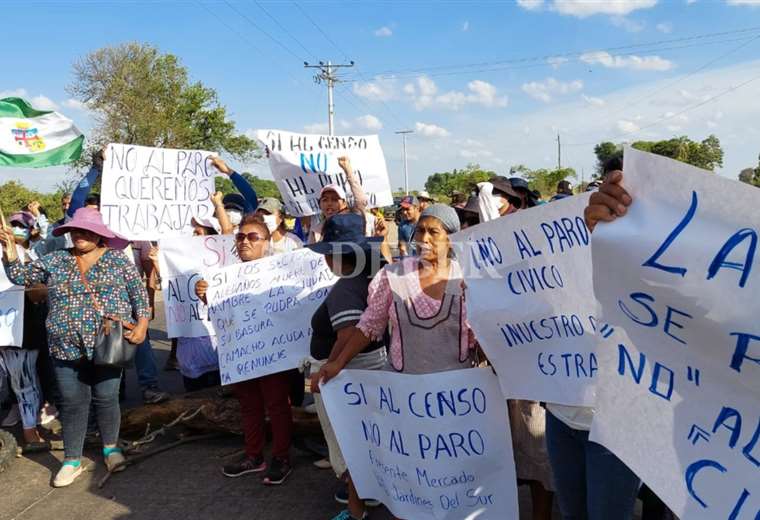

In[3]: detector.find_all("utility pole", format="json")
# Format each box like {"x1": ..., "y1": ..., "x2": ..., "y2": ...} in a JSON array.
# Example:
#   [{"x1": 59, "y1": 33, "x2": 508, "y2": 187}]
[
  {"x1": 304, "y1": 60, "x2": 354, "y2": 135},
  {"x1": 557, "y1": 133, "x2": 562, "y2": 170},
  {"x1": 395, "y1": 130, "x2": 414, "y2": 195}
]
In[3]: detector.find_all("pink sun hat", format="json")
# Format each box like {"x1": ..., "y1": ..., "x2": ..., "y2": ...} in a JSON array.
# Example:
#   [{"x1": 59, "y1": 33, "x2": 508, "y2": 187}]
[{"x1": 53, "y1": 207, "x2": 129, "y2": 249}]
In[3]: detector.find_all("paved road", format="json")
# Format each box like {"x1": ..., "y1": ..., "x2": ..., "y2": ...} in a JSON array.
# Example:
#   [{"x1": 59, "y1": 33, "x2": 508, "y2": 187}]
[{"x1": 0, "y1": 301, "x2": 558, "y2": 520}]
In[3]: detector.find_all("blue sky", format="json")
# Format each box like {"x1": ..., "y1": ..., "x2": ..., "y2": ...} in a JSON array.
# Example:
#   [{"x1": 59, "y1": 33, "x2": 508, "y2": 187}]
[{"x1": 3, "y1": 0, "x2": 760, "y2": 193}]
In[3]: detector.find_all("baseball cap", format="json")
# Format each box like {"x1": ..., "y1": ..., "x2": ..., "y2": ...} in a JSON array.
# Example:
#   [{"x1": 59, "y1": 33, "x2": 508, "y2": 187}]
[
  {"x1": 258, "y1": 197, "x2": 283, "y2": 214},
  {"x1": 222, "y1": 193, "x2": 246, "y2": 213},
  {"x1": 399, "y1": 195, "x2": 419, "y2": 208},
  {"x1": 319, "y1": 183, "x2": 347, "y2": 200},
  {"x1": 417, "y1": 191, "x2": 436, "y2": 202}
]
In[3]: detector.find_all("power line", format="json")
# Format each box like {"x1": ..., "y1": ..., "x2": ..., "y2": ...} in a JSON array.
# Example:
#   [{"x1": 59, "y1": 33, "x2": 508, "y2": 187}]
[
  {"x1": 293, "y1": 2, "x2": 351, "y2": 62},
  {"x1": 253, "y1": 0, "x2": 316, "y2": 61},
  {"x1": 222, "y1": 0, "x2": 305, "y2": 62}
]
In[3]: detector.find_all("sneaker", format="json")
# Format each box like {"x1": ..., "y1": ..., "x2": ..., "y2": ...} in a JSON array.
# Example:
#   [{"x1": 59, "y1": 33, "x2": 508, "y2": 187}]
[
  {"x1": 142, "y1": 388, "x2": 170, "y2": 405},
  {"x1": 53, "y1": 460, "x2": 83, "y2": 488},
  {"x1": 1, "y1": 405, "x2": 20, "y2": 427},
  {"x1": 38, "y1": 403, "x2": 59, "y2": 426},
  {"x1": 104, "y1": 448, "x2": 126, "y2": 473},
  {"x1": 334, "y1": 484, "x2": 349, "y2": 504},
  {"x1": 262, "y1": 457, "x2": 292, "y2": 486},
  {"x1": 313, "y1": 458, "x2": 332, "y2": 470},
  {"x1": 364, "y1": 498, "x2": 381, "y2": 508},
  {"x1": 222, "y1": 456, "x2": 266, "y2": 478},
  {"x1": 303, "y1": 403, "x2": 317, "y2": 414},
  {"x1": 331, "y1": 511, "x2": 368, "y2": 520}
]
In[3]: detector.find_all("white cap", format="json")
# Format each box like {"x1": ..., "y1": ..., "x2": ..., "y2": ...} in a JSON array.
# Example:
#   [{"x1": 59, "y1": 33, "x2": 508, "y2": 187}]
[
  {"x1": 319, "y1": 183, "x2": 347, "y2": 200},
  {"x1": 192, "y1": 215, "x2": 222, "y2": 234},
  {"x1": 418, "y1": 190, "x2": 436, "y2": 201}
]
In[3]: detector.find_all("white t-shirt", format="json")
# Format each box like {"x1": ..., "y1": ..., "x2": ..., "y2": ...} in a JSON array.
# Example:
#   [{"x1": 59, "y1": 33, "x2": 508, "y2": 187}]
[{"x1": 270, "y1": 232, "x2": 303, "y2": 255}]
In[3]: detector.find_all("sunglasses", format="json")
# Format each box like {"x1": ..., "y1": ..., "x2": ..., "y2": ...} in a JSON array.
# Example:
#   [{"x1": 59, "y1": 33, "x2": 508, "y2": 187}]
[{"x1": 235, "y1": 232, "x2": 265, "y2": 243}]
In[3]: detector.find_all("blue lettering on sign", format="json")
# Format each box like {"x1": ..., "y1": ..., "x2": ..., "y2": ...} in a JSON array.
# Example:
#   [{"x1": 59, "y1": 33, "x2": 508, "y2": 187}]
[
  {"x1": 299, "y1": 152, "x2": 328, "y2": 174},
  {"x1": 417, "y1": 430, "x2": 485, "y2": 460},
  {"x1": 537, "y1": 351, "x2": 597, "y2": 378},
  {"x1": 616, "y1": 344, "x2": 674, "y2": 401},
  {"x1": 499, "y1": 314, "x2": 585, "y2": 348},
  {"x1": 642, "y1": 191, "x2": 697, "y2": 277},
  {"x1": 361, "y1": 419, "x2": 381, "y2": 447},
  {"x1": 472, "y1": 236, "x2": 503, "y2": 267},
  {"x1": 343, "y1": 382, "x2": 368, "y2": 406},
  {"x1": 707, "y1": 228, "x2": 757, "y2": 288},
  {"x1": 540, "y1": 217, "x2": 589, "y2": 254},
  {"x1": 618, "y1": 291, "x2": 693, "y2": 345},
  {"x1": 514, "y1": 229, "x2": 542, "y2": 260},
  {"x1": 379, "y1": 386, "x2": 401, "y2": 415},
  {"x1": 506, "y1": 265, "x2": 564, "y2": 295},
  {"x1": 685, "y1": 458, "x2": 727, "y2": 508},
  {"x1": 728, "y1": 332, "x2": 760, "y2": 374}
]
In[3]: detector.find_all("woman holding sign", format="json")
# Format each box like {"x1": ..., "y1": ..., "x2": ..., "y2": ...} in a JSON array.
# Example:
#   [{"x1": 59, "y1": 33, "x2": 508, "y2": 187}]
[
  {"x1": 1, "y1": 207, "x2": 150, "y2": 488},
  {"x1": 195, "y1": 215, "x2": 294, "y2": 486}
]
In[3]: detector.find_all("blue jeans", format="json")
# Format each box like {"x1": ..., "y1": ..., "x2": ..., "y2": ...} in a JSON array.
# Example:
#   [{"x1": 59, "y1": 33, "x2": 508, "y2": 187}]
[
  {"x1": 546, "y1": 411, "x2": 640, "y2": 520},
  {"x1": 53, "y1": 358, "x2": 122, "y2": 459},
  {"x1": 135, "y1": 334, "x2": 159, "y2": 390}
]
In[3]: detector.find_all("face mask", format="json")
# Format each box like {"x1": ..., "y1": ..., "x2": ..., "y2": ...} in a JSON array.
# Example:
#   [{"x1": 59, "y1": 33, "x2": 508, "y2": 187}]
[
  {"x1": 262, "y1": 214, "x2": 278, "y2": 233},
  {"x1": 12, "y1": 227, "x2": 30, "y2": 240},
  {"x1": 227, "y1": 210, "x2": 242, "y2": 226}
]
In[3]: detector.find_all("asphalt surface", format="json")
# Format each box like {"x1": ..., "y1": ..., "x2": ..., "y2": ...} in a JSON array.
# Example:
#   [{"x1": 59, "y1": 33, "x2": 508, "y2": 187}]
[{"x1": 0, "y1": 300, "x2": 559, "y2": 520}]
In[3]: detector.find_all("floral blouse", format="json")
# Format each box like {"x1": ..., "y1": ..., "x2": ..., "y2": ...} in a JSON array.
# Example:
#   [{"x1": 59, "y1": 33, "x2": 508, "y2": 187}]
[{"x1": 5, "y1": 248, "x2": 150, "y2": 361}]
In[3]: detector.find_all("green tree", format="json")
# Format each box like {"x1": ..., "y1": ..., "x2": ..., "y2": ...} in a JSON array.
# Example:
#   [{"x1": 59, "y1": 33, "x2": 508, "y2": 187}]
[
  {"x1": 738, "y1": 154, "x2": 760, "y2": 187},
  {"x1": 0, "y1": 181, "x2": 66, "y2": 223},
  {"x1": 215, "y1": 173, "x2": 280, "y2": 198},
  {"x1": 593, "y1": 142, "x2": 621, "y2": 178},
  {"x1": 521, "y1": 167, "x2": 577, "y2": 198},
  {"x1": 424, "y1": 164, "x2": 495, "y2": 199},
  {"x1": 67, "y1": 42, "x2": 258, "y2": 171}
]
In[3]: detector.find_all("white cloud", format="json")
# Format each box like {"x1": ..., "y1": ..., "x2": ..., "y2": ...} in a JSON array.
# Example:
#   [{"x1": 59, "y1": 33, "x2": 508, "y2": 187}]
[
  {"x1": 726, "y1": 0, "x2": 760, "y2": 5},
  {"x1": 580, "y1": 51, "x2": 673, "y2": 71},
  {"x1": 0, "y1": 88, "x2": 28, "y2": 98},
  {"x1": 62, "y1": 98, "x2": 89, "y2": 111},
  {"x1": 686, "y1": 0, "x2": 697, "y2": 3},
  {"x1": 355, "y1": 114, "x2": 383, "y2": 130},
  {"x1": 656, "y1": 21, "x2": 673, "y2": 33},
  {"x1": 374, "y1": 26, "x2": 393, "y2": 37},
  {"x1": 617, "y1": 119, "x2": 641, "y2": 133},
  {"x1": 582, "y1": 94, "x2": 606, "y2": 106},
  {"x1": 415, "y1": 122, "x2": 450, "y2": 137},
  {"x1": 30, "y1": 95, "x2": 58, "y2": 111},
  {"x1": 551, "y1": 0, "x2": 657, "y2": 17},
  {"x1": 610, "y1": 16, "x2": 645, "y2": 32},
  {"x1": 516, "y1": 0, "x2": 545, "y2": 10},
  {"x1": 462, "y1": 20, "x2": 470, "y2": 31},
  {"x1": 353, "y1": 77, "x2": 397, "y2": 101},
  {"x1": 547, "y1": 56, "x2": 569, "y2": 69},
  {"x1": 522, "y1": 77, "x2": 583, "y2": 103},
  {"x1": 460, "y1": 149, "x2": 494, "y2": 159},
  {"x1": 304, "y1": 122, "x2": 328, "y2": 134},
  {"x1": 405, "y1": 76, "x2": 507, "y2": 110}
]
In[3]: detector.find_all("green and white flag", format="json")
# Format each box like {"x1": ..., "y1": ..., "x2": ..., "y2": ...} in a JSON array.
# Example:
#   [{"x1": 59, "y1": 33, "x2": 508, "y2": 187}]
[{"x1": 0, "y1": 97, "x2": 84, "y2": 168}]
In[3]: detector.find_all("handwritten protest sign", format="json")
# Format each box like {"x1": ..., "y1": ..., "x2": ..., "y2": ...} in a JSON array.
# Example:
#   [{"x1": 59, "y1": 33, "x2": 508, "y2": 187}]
[
  {"x1": 0, "y1": 266, "x2": 24, "y2": 347},
  {"x1": 321, "y1": 368, "x2": 518, "y2": 520},
  {"x1": 158, "y1": 235, "x2": 239, "y2": 338},
  {"x1": 205, "y1": 249, "x2": 337, "y2": 384},
  {"x1": 453, "y1": 194, "x2": 599, "y2": 405},
  {"x1": 255, "y1": 129, "x2": 393, "y2": 216},
  {"x1": 101, "y1": 143, "x2": 216, "y2": 240},
  {"x1": 590, "y1": 147, "x2": 760, "y2": 519}
]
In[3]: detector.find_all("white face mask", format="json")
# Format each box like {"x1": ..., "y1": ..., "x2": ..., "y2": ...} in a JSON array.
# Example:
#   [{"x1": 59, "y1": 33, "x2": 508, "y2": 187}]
[
  {"x1": 227, "y1": 210, "x2": 243, "y2": 226},
  {"x1": 262, "y1": 214, "x2": 278, "y2": 233},
  {"x1": 12, "y1": 226, "x2": 30, "y2": 240}
]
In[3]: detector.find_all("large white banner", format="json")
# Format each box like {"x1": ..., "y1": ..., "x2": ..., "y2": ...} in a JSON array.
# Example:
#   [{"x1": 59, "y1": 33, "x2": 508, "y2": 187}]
[
  {"x1": 0, "y1": 267, "x2": 24, "y2": 347},
  {"x1": 321, "y1": 368, "x2": 518, "y2": 520},
  {"x1": 205, "y1": 249, "x2": 336, "y2": 384},
  {"x1": 158, "y1": 234, "x2": 239, "y2": 339},
  {"x1": 590, "y1": 147, "x2": 760, "y2": 519},
  {"x1": 453, "y1": 194, "x2": 600, "y2": 405},
  {"x1": 101, "y1": 143, "x2": 216, "y2": 240},
  {"x1": 255, "y1": 129, "x2": 393, "y2": 217}
]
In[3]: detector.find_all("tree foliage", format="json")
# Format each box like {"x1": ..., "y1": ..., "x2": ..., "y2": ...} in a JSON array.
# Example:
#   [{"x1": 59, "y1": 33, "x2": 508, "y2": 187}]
[
  {"x1": 519, "y1": 167, "x2": 577, "y2": 198},
  {"x1": 215, "y1": 173, "x2": 280, "y2": 198},
  {"x1": 0, "y1": 181, "x2": 66, "y2": 223},
  {"x1": 67, "y1": 42, "x2": 258, "y2": 170},
  {"x1": 738, "y1": 154, "x2": 760, "y2": 187},
  {"x1": 594, "y1": 135, "x2": 724, "y2": 176},
  {"x1": 424, "y1": 164, "x2": 495, "y2": 198}
]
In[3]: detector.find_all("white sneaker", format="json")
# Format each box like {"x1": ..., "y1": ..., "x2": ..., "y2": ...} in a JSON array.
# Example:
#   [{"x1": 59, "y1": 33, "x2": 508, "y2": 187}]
[
  {"x1": 104, "y1": 450, "x2": 126, "y2": 473},
  {"x1": 53, "y1": 462, "x2": 83, "y2": 487},
  {"x1": 1, "y1": 405, "x2": 20, "y2": 427},
  {"x1": 38, "y1": 403, "x2": 59, "y2": 426}
]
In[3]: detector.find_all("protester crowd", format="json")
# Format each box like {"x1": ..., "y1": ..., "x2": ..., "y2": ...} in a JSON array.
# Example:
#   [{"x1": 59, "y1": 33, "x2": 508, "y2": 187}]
[{"x1": 1, "y1": 148, "x2": 680, "y2": 520}]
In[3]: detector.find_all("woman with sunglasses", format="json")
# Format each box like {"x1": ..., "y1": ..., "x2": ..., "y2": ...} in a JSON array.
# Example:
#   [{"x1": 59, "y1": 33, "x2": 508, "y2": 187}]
[{"x1": 195, "y1": 215, "x2": 293, "y2": 486}]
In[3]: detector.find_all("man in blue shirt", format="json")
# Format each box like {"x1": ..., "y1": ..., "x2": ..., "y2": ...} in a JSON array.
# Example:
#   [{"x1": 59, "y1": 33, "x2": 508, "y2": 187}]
[{"x1": 397, "y1": 195, "x2": 420, "y2": 257}]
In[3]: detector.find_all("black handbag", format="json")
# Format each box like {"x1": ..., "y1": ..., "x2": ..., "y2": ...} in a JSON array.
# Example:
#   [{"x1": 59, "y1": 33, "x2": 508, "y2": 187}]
[{"x1": 76, "y1": 254, "x2": 137, "y2": 369}]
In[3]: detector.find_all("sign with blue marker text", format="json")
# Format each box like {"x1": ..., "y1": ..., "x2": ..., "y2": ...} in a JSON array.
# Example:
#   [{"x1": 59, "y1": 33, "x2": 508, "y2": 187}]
[
  {"x1": 453, "y1": 194, "x2": 600, "y2": 405},
  {"x1": 101, "y1": 143, "x2": 217, "y2": 240},
  {"x1": 205, "y1": 249, "x2": 337, "y2": 384},
  {"x1": 158, "y1": 234, "x2": 239, "y2": 339},
  {"x1": 590, "y1": 147, "x2": 760, "y2": 520},
  {"x1": 0, "y1": 265, "x2": 24, "y2": 347},
  {"x1": 256, "y1": 129, "x2": 393, "y2": 217},
  {"x1": 320, "y1": 368, "x2": 518, "y2": 520}
]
